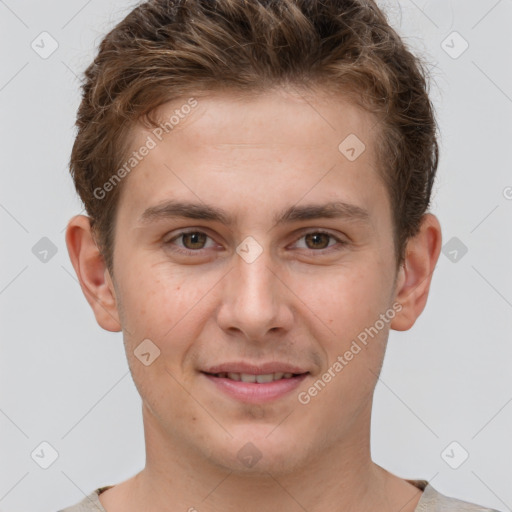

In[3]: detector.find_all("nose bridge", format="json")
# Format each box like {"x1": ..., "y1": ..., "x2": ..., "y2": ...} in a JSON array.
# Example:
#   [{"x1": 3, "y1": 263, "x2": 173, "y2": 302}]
[
  {"x1": 237, "y1": 249, "x2": 275, "y2": 307},
  {"x1": 217, "y1": 241, "x2": 290, "y2": 337}
]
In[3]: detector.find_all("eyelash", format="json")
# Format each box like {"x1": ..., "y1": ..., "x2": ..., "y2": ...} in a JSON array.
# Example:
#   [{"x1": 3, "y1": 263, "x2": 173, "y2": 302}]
[{"x1": 164, "y1": 229, "x2": 347, "y2": 256}]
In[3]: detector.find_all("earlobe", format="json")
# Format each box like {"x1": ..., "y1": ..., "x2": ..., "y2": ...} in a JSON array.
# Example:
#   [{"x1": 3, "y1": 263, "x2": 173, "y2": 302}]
[
  {"x1": 65, "y1": 215, "x2": 122, "y2": 332},
  {"x1": 390, "y1": 213, "x2": 442, "y2": 331}
]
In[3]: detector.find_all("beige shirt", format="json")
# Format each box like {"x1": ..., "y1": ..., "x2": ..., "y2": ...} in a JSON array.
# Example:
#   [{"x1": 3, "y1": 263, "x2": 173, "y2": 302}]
[{"x1": 59, "y1": 479, "x2": 502, "y2": 512}]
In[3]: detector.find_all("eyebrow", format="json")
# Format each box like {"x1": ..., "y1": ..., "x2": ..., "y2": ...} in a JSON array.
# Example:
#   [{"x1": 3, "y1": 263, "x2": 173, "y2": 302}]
[{"x1": 137, "y1": 199, "x2": 370, "y2": 227}]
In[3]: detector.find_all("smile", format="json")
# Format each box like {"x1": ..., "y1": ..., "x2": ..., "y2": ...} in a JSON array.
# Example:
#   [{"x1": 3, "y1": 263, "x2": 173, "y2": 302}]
[
  {"x1": 201, "y1": 371, "x2": 309, "y2": 403},
  {"x1": 208, "y1": 372, "x2": 300, "y2": 382}
]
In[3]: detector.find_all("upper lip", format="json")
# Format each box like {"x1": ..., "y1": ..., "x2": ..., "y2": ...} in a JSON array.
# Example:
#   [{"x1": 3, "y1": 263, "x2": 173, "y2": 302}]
[{"x1": 202, "y1": 362, "x2": 310, "y2": 375}]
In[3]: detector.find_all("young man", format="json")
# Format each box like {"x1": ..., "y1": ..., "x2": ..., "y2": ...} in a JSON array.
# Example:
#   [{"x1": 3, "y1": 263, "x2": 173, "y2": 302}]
[{"x1": 62, "y1": 0, "x2": 500, "y2": 511}]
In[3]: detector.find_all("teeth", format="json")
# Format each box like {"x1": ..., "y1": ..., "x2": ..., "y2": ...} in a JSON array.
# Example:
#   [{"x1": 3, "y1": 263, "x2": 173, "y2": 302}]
[
  {"x1": 214, "y1": 372, "x2": 298, "y2": 382},
  {"x1": 255, "y1": 374, "x2": 274, "y2": 383}
]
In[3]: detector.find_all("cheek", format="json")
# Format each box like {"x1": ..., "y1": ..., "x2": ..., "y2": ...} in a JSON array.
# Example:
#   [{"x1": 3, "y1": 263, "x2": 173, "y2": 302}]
[
  {"x1": 117, "y1": 264, "x2": 183, "y2": 333},
  {"x1": 294, "y1": 267, "x2": 391, "y2": 419},
  {"x1": 296, "y1": 263, "x2": 392, "y2": 343},
  {"x1": 117, "y1": 264, "x2": 219, "y2": 368},
  {"x1": 117, "y1": 269, "x2": 208, "y2": 416}
]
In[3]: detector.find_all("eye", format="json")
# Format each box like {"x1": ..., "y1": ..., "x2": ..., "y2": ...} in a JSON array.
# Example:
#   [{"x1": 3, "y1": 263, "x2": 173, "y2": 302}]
[
  {"x1": 164, "y1": 228, "x2": 347, "y2": 257},
  {"x1": 165, "y1": 230, "x2": 217, "y2": 254},
  {"x1": 292, "y1": 230, "x2": 346, "y2": 252}
]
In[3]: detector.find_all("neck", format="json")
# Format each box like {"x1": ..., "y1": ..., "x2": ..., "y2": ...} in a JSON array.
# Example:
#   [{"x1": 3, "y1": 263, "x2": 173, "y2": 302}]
[{"x1": 99, "y1": 400, "x2": 422, "y2": 512}]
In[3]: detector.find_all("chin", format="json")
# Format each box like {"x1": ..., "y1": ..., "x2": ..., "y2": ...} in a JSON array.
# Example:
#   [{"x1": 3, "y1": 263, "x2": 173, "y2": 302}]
[{"x1": 206, "y1": 425, "x2": 308, "y2": 476}]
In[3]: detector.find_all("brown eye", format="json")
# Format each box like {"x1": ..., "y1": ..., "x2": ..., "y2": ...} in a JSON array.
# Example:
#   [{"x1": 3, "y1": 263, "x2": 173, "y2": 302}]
[
  {"x1": 165, "y1": 230, "x2": 216, "y2": 254},
  {"x1": 181, "y1": 232, "x2": 208, "y2": 250},
  {"x1": 292, "y1": 230, "x2": 347, "y2": 253},
  {"x1": 304, "y1": 232, "x2": 331, "y2": 250}
]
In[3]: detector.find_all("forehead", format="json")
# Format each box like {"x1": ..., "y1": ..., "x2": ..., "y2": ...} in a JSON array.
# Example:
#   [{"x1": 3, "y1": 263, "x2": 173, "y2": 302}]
[
  {"x1": 148, "y1": 87, "x2": 376, "y2": 149},
  {"x1": 116, "y1": 88, "x2": 386, "y2": 225}
]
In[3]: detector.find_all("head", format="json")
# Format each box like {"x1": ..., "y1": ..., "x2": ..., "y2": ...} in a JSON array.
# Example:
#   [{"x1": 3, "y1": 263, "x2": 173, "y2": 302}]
[
  {"x1": 66, "y1": 0, "x2": 442, "y2": 475},
  {"x1": 70, "y1": 0, "x2": 439, "y2": 277}
]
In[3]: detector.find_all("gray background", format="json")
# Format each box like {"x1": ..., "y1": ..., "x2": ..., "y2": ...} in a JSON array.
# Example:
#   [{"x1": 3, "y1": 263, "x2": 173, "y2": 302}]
[{"x1": 1, "y1": 0, "x2": 511, "y2": 511}]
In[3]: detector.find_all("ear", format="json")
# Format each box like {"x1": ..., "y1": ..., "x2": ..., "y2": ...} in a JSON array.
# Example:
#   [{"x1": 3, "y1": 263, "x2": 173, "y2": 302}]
[
  {"x1": 65, "y1": 215, "x2": 122, "y2": 332},
  {"x1": 390, "y1": 213, "x2": 442, "y2": 331}
]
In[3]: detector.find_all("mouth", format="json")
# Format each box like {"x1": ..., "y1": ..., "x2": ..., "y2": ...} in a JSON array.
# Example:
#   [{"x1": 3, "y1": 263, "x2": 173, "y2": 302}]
[
  {"x1": 200, "y1": 371, "x2": 310, "y2": 403},
  {"x1": 202, "y1": 371, "x2": 306, "y2": 383}
]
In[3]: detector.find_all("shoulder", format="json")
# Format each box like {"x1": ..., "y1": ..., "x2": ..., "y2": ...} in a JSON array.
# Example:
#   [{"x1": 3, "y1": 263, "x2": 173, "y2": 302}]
[
  {"x1": 57, "y1": 486, "x2": 111, "y2": 512},
  {"x1": 416, "y1": 482, "x2": 503, "y2": 512}
]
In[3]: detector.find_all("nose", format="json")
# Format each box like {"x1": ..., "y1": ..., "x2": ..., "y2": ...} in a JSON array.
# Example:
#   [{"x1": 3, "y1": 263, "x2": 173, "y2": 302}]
[{"x1": 215, "y1": 243, "x2": 294, "y2": 341}]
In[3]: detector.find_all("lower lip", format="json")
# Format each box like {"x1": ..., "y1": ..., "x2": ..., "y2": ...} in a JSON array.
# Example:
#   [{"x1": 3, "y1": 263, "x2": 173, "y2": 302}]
[{"x1": 201, "y1": 372, "x2": 309, "y2": 404}]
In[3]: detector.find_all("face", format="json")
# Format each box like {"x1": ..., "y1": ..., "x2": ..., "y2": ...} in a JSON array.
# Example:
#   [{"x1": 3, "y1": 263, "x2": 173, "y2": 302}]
[{"x1": 106, "y1": 88, "x2": 402, "y2": 474}]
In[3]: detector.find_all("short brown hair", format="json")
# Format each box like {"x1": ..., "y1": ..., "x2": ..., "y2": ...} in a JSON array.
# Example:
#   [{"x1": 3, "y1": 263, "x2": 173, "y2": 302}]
[{"x1": 69, "y1": 0, "x2": 439, "y2": 276}]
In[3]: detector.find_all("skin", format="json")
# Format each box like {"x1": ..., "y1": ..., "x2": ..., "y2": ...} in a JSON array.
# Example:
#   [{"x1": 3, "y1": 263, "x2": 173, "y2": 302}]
[{"x1": 66, "y1": 87, "x2": 442, "y2": 512}]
